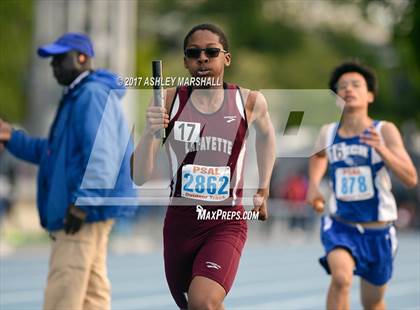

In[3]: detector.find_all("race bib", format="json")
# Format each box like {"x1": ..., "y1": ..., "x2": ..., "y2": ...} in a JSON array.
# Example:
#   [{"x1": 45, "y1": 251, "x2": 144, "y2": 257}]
[
  {"x1": 174, "y1": 121, "x2": 200, "y2": 143},
  {"x1": 335, "y1": 166, "x2": 374, "y2": 201},
  {"x1": 181, "y1": 164, "x2": 230, "y2": 201}
]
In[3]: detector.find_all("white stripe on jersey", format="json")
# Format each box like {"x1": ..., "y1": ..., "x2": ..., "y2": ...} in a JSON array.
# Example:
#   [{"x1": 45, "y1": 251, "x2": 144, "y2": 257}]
[
  {"x1": 168, "y1": 143, "x2": 178, "y2": 182},
  {"x1": 170, "y1": 94, "x2": 180, "y2": 120},
  {"x1": 323, "y1": 123, "x2": 338, "y2": 215},
  {"x1": 373, "y1": 121, "x2": 397, "y2": 221},
  {"x1": 232, "y1": 140, "x2": 247, "y2": 206},
  {"x1": 168, "y1": 90, "x2": 180, "y2": 179},
  {"x1": 372, "y1": 121, "x2": 384, "y2": 164},
  {"x1": 328, "y1": 181, "x2": 337, "y2": 215},
  {"x1": 376, "y1": 166, "x2": 397, "y2": 221},
  {"x1": 235, "y1": 90, "x2": 245, "y2": 120},
  {"x1": 232, "y1": 91, "x2": 246, "y2": 205},
  {"x1": 326, "y1": 123, "x2": 337, "y2": 151}
]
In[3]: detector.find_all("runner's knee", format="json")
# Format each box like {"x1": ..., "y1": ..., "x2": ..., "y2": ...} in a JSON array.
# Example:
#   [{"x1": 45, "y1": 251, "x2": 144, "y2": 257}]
[
  {"x1": 331, "y1": 271, "x2": 352, "y2": 291},
  {"x1": 188, "y1": 293, "x2": 222, "y2": 310}
]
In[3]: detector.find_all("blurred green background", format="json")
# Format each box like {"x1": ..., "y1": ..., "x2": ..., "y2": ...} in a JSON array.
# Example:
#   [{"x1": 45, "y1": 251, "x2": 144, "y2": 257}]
[
  {"x1": 0, "y1": 0, "x2": 33, "y2": 122},
  {"x1": 1, "y1": 0, "x2": 419, "y2": 125}
]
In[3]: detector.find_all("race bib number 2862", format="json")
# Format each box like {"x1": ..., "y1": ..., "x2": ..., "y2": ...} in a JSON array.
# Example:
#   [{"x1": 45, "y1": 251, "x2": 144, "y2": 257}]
[{"x1": 181, "y1": 164, "x2": 230, "y2": 202}]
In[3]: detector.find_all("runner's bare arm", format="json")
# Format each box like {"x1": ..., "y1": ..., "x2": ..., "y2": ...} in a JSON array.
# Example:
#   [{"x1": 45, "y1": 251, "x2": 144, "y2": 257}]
[
  {"x1": 307, "y1": 125, "x2": 329, "y2": 208},
  {"x1": 361, "y1": 121, "x2": 418, "y2": 188},
  {"x1": 249, "y1": 91, "x2": 276, "y2": 193},
  {"x1": 244, "y1": 91, "x2": 275, "y2": 220},
  {"x1": 132, "y1": 88, "x2": 175, "y2": 185}
]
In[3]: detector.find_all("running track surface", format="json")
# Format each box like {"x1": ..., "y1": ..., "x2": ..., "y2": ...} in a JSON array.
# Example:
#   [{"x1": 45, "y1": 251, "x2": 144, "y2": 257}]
[{"x1": 1, "y1": 232, "x2": 419, "y2": 310}]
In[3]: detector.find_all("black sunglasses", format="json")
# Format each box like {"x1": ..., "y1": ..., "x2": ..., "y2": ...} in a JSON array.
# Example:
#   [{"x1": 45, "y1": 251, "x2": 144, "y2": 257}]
[{"x1": 184, "y1": 47, "x2": 228, "y2": 59}]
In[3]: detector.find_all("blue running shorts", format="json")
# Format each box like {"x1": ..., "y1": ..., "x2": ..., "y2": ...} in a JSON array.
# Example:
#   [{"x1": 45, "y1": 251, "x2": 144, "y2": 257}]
[{"x1": 319, "y1": 215, "x2": 398, "y2": 286}]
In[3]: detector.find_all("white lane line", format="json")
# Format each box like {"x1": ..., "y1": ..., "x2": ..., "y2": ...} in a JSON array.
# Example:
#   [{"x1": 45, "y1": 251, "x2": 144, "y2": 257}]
[{"x1": 232, "y1": 279, "x2": 420, "y2": 310}]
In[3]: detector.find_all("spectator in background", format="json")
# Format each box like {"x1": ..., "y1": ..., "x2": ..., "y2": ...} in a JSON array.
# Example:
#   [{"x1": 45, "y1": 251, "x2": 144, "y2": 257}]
[
  {"x1": 0, "y1": 33, "x2": 137, "y2": 310},
  {"x1": 280, "y1": 171, "x2": 311, "y2": 231}
]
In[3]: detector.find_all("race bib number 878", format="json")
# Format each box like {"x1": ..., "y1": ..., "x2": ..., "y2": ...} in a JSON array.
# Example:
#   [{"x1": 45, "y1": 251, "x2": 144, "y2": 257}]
[
  {"x1": 181, "y1": 164, "x2": 230, "y2": 201},
  {"x1": 335, "y1": 166, "x2": 374, "y2": 201}
]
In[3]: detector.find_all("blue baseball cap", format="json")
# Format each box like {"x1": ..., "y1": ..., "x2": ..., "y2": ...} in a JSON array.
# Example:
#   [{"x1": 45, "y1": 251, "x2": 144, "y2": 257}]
[{"x1": 37, "y1": 32, "x2": 95, "y2": 58}]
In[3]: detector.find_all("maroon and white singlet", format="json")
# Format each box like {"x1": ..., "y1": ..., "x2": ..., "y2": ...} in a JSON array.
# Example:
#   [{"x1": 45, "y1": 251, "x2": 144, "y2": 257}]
[{"x1": 163, "y1": 83, "x2": 249, "y2": 308}]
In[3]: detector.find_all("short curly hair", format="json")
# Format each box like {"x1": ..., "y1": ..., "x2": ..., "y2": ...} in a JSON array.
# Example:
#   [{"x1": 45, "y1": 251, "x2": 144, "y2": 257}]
[{"x1": 329, "y1": 60, "x2": 377, "y2": 95}]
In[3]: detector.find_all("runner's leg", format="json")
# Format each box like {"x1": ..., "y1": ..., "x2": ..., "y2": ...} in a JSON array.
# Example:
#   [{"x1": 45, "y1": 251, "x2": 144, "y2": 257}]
[
  {"x1": 326, "y1": 248, "x2": 355, "y2": 310},
  {"x1": 360, "y1": 278, "x2": 387, "y2": 310},
  {"x1": 188, "y1": 276, "x2": 226, "y2": 310}
]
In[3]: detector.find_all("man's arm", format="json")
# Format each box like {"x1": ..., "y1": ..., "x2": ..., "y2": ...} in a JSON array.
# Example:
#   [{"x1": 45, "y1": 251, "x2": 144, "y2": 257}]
[
  {"x1": 0, "y1": 119, "x2": 47, "y2": 165},
  {"x1": 132, "y1": 88, "x2": 174, "y2": 185},
  {"x1": 361, "y1": 122, "x2": 418, "y2": 188},
  {"x1": 246, "y1": 91, "x2": 276, "y2": 220}
]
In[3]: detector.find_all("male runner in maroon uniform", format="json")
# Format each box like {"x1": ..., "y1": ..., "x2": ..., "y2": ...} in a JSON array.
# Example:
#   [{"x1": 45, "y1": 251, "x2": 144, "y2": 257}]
[{"x1": 134, "y1": 24, "x2": 275, "y2": 309}]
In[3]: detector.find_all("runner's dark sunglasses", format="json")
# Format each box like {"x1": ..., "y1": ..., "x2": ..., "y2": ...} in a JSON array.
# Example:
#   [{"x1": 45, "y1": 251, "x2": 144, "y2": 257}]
[{"x1": 184, "y1": 47, "x2": 228, "y2": 59}]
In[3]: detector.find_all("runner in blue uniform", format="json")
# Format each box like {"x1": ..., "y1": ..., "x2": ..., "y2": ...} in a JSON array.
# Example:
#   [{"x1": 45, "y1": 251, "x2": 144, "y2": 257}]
[{"x1": 307, "y1": 61, "x2": 418, "y2": 310}]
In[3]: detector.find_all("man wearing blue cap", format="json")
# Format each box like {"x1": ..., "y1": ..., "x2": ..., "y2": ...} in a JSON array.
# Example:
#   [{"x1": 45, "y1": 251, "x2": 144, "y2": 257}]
[{"x1": 0, "y1": 32, "x2": 137, "y2": 309}]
